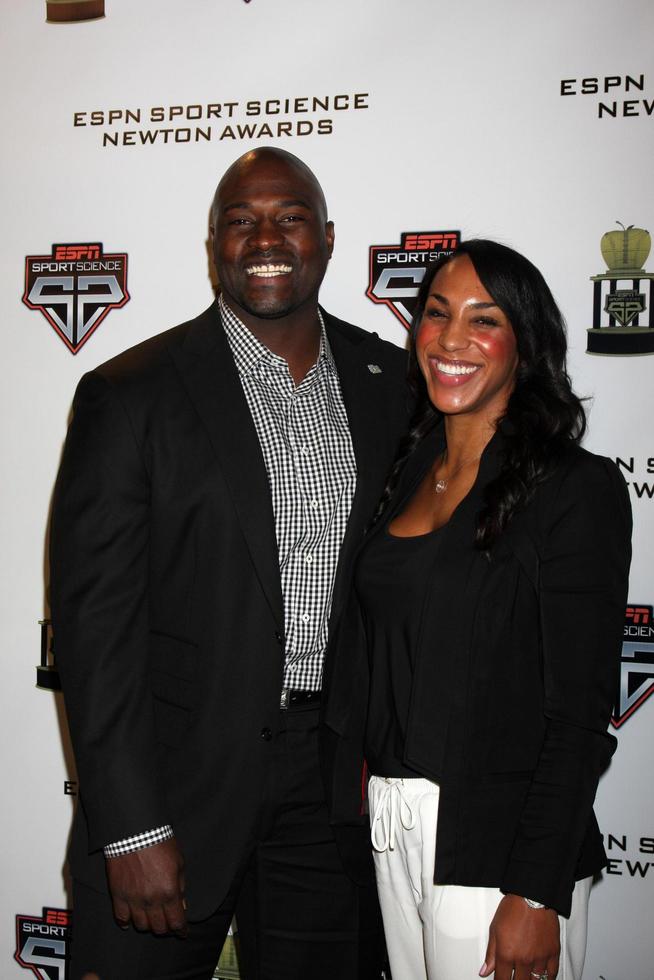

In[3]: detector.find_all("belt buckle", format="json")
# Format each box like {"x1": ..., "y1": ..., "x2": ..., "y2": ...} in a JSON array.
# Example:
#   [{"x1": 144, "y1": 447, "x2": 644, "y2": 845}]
[{"x1": 280, "y1": 687, "x2": 290, "y2": 710}]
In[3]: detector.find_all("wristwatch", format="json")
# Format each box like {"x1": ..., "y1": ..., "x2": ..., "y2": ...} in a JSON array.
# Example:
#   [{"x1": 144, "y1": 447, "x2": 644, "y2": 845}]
[{"x1": 523, "y1": 897, "x2": 548, "y2": 910}]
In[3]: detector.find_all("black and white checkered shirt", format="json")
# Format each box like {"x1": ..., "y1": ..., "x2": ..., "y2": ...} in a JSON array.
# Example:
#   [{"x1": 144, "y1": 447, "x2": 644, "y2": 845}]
[
  {"x1": 220, "y1": 295, "x2": 357, "y2": 690},
  {"x1": 105, "y1": 296, "x2": 357, "y2": 856}
]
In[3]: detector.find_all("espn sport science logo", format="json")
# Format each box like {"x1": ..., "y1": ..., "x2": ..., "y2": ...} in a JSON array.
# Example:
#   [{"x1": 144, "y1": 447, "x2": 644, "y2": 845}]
[
  {"x1": 15, "y1": 908, "x2": 71, "y2": 980},
  {"x1": 23, "y1": 243, "x2": 129, "y2": 353},
  {"x1": 367, "y1": 230, "x2": 460, "y2": 331},
  {"x1": 612, "y1": 604, "x2": 654, "y2": 728}
]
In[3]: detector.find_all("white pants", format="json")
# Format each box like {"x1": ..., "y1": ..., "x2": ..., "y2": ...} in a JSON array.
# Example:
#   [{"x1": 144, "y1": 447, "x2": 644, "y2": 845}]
[{"x1": 369, "y1": 776, "x2": 592, "y2": 980}]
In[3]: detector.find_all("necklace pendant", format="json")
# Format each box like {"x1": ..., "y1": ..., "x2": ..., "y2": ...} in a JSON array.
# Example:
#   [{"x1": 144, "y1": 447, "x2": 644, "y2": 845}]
[{"x1": 434, "y1": 478, "x2": 448, "y2": 494}]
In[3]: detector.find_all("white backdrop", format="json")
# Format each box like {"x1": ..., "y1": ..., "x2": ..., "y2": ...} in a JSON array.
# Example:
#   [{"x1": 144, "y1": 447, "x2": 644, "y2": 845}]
[{"x1": 1, "y1": 1, "x2": 652, "y2": 977}]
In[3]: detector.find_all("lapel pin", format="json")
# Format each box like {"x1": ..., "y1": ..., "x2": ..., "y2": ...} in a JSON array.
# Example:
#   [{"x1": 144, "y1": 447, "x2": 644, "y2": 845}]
[{"x1": 367, "y1": 363, "x2": 382, "y2": 375}]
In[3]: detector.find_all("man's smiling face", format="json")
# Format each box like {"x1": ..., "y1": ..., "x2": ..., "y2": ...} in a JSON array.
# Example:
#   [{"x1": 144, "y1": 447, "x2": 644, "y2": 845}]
[{"x1": 211, "y1": 150, "x2": 334, "y2": 325}]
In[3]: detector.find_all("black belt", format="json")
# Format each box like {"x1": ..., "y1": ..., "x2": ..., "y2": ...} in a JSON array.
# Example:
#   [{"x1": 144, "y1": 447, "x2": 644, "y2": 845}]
[{"x1": 280, "y1": 687, "x2": 322, "y2": 710}]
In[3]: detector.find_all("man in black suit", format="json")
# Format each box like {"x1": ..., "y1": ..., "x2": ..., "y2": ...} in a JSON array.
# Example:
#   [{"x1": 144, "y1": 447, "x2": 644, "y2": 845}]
[{"x1": 51, "y1": 147, "x2": 409, "y2": 978}]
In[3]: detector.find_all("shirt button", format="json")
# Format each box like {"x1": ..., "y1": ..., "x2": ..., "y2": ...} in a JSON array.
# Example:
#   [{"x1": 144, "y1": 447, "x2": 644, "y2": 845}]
[
  {"x1": 300, "y1": 445, "x2": 309, "y2": 456},
  {"x1": 301, "y1": 613, "x2": 310, "y2": 624},
  {"x1": 305, "y1": 555, "x2": 313, "y2": 565},
  {"x1": 310, "y1": 499, "x2": 319, "y2": 509},
  {"x1": 260, "y1": 728, "x2": 273, "y2": 741},
  {"x1": 274, "y1": 630, "x2": 282, "y2": 645}
]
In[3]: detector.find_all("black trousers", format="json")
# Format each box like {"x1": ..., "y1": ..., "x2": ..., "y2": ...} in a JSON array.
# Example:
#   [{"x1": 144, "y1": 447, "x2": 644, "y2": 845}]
[{"x1": 70, "y1": 705, "x2": 384, "y2": 980}]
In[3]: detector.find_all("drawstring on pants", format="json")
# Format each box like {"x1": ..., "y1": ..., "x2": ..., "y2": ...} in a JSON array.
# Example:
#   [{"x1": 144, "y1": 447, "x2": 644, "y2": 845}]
[{"x1": 370, "y1": 777, "x2": 417, "y2": 852}]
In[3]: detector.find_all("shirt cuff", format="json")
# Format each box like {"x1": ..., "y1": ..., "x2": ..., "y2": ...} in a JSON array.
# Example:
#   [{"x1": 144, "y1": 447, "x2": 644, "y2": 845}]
[{"x1": 104, "y1": 825, "x2": 173, "y2": 858}]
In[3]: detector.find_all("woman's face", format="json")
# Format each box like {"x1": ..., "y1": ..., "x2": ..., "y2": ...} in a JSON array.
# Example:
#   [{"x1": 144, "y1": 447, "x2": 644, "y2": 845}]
[{"x1": 416, "y1": 255, "x2": 519, "y2": 422}]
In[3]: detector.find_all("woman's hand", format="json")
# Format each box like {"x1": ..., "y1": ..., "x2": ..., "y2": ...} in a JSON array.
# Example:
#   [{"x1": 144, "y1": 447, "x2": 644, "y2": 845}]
[{"x1": 479, "y1": 894, "x2": 560, "y2": 980}]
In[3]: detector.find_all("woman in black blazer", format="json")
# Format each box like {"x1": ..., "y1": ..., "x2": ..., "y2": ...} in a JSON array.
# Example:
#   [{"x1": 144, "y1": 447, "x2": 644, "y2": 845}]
[{"x1": 322, "y1": 241, "x2": 631, "y2": 980}]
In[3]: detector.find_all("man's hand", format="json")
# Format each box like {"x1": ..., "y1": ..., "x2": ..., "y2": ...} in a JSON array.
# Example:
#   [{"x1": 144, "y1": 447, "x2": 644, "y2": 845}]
[
  {"x1": 479, "y1": 894, "x2": 560, "y2": 980},
  {"x1": 106, "y1": 837, "x2": 187, "y2": 937}
]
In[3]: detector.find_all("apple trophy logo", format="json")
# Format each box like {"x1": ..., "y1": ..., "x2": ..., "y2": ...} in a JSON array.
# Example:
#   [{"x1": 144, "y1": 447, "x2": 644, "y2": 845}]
[{"x1": 587, "y1": 221, "x2": 654, "y2": 355}]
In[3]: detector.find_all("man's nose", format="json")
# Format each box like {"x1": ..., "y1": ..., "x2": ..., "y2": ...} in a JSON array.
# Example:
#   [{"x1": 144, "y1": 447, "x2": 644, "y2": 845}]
[{"x1": 248, "y1": 218, "x2": 284, "y2": 252}]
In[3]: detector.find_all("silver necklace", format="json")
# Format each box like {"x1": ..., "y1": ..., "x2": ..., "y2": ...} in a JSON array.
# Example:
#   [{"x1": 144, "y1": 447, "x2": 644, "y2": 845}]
[{"x1": 433, "y1": 453, "x2": 482, "y2": 494}]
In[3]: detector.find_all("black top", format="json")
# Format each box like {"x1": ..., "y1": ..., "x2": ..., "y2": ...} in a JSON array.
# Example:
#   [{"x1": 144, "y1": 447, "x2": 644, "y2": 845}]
[{"x1": 357, "y1": 524, "x2": 444, "y2": 777}]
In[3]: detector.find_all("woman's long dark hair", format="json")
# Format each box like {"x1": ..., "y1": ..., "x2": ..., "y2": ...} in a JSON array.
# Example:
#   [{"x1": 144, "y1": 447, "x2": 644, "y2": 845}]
[{"x1": 373, "y1": 239, "x2": 586, "y2": 550}]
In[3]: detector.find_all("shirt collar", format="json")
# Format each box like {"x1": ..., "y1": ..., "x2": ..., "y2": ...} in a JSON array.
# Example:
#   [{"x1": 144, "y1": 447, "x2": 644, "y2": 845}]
[{"x1": 219, "y1": 294, "x2": 336, "y2": 380}]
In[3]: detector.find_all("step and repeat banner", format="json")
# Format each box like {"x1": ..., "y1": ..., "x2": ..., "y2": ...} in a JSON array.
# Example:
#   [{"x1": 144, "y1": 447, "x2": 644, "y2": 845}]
[{"x1": 1, "y1": 1, "x2": 652, "y2": 978}]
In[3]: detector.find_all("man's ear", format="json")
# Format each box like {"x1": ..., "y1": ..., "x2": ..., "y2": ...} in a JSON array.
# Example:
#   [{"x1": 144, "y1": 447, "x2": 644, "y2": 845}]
[{"x1": 326, "y1": 220, "x2": 335, "y2": 259}]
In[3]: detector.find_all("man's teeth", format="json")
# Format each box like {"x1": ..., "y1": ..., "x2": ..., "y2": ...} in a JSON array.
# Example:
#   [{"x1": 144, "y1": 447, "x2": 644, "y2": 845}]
[
  {"x1": 436, "y1": 360, "x2": 478, "y2": 376},
  {"x1": 246, "y1": 264, "x2": 292, "y2": 277}
]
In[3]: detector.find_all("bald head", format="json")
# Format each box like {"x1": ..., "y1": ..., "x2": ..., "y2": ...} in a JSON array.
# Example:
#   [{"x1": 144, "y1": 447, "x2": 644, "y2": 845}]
[
  {"x1": 209, "y1": 145, "x2": 335, "y2": 327},
  {"x1": 211, "y1": 147, "x2": 328, "y2": 228}
]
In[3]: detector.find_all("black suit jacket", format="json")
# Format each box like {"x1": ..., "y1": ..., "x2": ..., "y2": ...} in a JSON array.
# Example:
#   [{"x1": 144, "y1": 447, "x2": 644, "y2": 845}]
[
  {"x1": 50, "y1": 301, "x2": 409, "y2": 918},
  {"x1": 322, "y1": 423, "x2": 632, "y2": 917}
]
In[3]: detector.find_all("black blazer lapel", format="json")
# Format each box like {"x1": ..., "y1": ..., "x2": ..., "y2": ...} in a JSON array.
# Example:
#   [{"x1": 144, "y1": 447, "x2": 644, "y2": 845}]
[
  {"x1": 167, "y1": 303, "x2": 284, "y2": 631},
  {"x1": 324, "y1": 313, "x2": 408, "y2": 633}
]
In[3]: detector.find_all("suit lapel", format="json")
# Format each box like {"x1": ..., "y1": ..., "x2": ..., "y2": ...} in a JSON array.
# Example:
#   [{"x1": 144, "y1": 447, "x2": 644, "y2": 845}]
[
  {"x1": 167, "y1": 304, "x2": 408, "y2": 647},
  {"x1": 167, "y1": 303, "x2": 284, "y2": 630},
  {"x1": 325, "y1": 313, "x2": 405, "y2": 633}
]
